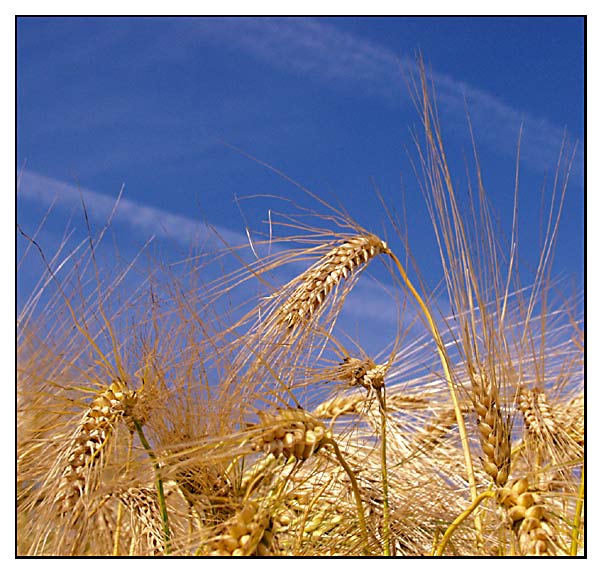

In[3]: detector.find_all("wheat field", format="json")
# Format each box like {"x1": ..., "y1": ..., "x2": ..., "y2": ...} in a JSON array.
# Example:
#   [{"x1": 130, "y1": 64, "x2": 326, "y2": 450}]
[{"x1": 16, "y1": 63, "x2": 583, "y2": 557}]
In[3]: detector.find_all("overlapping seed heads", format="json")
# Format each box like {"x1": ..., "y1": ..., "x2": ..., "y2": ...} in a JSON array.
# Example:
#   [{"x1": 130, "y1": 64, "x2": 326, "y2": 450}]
[
  {"x1": 555, "y1": 393, "x2": 584, "y2": 447},
  {"x1": 279, "y1": 235, "x2": 387, "y2": 329},
  {"x1": 314, "y1": 390, "x2": 428, "y2": 419},
  {"x1": 274, "y1": 495, "x2": 345, "y2": 545},
  {"x1": 208, "y1": 501, "x2": 275, "y2": 556},
  {"x1": 497, "y1": 477, "x2": 558, "y2": 556},
  {"x1": 337, "y1": 357, "x2": 387, "y2": 390},
  {"x1": 469, "y1": 365, "x2": 511, "y2": 486},
  {"x1": 251, "y1": 410, "x2": 331, "y2": 461},
  {"x1": 313, "y1": 394, "x2": 365, "y2": 419},
  {"x1": 54, "y1": 380, "x2": 137, "y2": 516},
  {"x1": 413, "y1": 408, "x2": 458, "y2": 452},
  {"x1": 116, "y1": 487, "x2": 165, "y2": 555}
]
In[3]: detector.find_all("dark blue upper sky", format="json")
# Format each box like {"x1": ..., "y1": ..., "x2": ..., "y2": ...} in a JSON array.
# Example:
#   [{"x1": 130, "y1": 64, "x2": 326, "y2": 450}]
[{"x1": 17, "y1": 17, "x2": 584, "y2": 335}]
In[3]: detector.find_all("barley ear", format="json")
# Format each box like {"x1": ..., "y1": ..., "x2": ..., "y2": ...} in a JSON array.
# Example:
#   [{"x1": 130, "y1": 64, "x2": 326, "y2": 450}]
[
  {"x1": 279, "y1": 234, "x2": 387, "y2": 330},
  {"x1": 470, "y1": 365, "x2": 511, "y2": 486},
  {"x1": 54, "y1": 380, "x2": 136, "y2": 516}
]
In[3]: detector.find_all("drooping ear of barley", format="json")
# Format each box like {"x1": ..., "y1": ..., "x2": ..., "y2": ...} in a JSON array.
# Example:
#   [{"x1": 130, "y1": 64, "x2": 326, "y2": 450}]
[
  {"x1": 411, "y1": 408, "x2": 459, "y2": 454},
  {"x1": 313, "y1": 393, "x2": 367, "y2": 419},
  {"x1": 553, "y1": 392, "x2": 584, "y2": 450},
  {"x1": 277, "y1": 234, "x2": 388, "y2": 330},
  {"x1": 54, "y1": 380, "x2": 137, "y2": 516}
]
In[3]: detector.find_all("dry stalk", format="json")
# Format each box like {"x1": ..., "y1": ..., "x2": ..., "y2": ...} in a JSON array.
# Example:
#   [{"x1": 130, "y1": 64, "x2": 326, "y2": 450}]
[
  {"x1": 335, "y1": 356, "x2": 390, "y2": 554},
  {"x1": 384, "y1": 249, "x2": 480, "y2": 521}
]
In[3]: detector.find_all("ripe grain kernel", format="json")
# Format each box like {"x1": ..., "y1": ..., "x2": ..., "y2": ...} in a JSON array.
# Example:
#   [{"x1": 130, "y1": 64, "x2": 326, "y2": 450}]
[
  {"x1": 521, "y1": 517, "x2": 541, "y2": 532},
  {"x1": 512, "y1": 478, "x2": 530, "y2": 496},
  {"x1": 525, "y1": 505, "x2": 544, "y2": 520},
  {"x1": 516, "y1": 492, "x2": 535, "y2": 508},
  {"x1": 508, "y1": 505, "x2": 526, "y2": 522}
]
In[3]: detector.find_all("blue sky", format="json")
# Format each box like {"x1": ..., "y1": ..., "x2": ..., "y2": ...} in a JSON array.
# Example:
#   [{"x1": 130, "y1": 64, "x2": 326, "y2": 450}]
[{"x1": 16, "y1": 17, "x2": 584, "y2": 354}]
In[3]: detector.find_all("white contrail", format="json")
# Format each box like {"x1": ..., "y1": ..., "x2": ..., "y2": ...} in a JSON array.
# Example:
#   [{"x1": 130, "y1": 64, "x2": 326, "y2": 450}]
[
  {"x1": 17, "y1": 170, "x2": 248, "y2": 249},
  {"x1": 192, "y1": 17, "x2": 582, "y2": 179}
]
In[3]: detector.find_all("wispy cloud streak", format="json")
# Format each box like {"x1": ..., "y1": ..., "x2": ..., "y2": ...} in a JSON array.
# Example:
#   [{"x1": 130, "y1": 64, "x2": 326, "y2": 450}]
[
  {"x1": 193, "y1": 17, "x2": 582, "y2": 180},
  {"x1": 17, "y1": 170, "x2": 421, "y2": 331},
  {"x1": 17, "y1": 170, "x2": 248, "y2": 249}
]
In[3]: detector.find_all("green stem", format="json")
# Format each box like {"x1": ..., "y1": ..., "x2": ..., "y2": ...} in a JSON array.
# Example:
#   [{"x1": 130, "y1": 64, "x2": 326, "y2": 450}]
[
  {"x1": 433, "y1": 491, "x2": 494, "y2": 556},
  {"x1": 376, "y1": 388, "x2": 391, "y2": 556},
  {"x1": 326, "y1": 438, "x2": 371, "y2": 556},
  {"x1": 133, "y1": 419, "x2": 171, "y2": 555},
  {"x1": 570, "y1": 465, "x2": 584, "y2": 555}
]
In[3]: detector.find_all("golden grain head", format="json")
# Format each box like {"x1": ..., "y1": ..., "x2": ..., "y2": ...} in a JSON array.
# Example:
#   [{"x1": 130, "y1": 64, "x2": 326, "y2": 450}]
[
  {"x1": 279, "y1": 235, "x2": 387, "y2": 330},
  {"x1": 251, "y1": 409, "x2": 331, "y2": 461},
  {"x1": 54, "y1": 381, "x2": 137, "y2": 516}
]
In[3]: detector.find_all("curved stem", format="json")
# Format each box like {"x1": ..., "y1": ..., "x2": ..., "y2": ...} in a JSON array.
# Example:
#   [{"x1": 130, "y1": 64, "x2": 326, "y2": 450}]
[
  {"x1": 325, "y1": 438, "x2": 371, "y2": 556},
  {"x1": 376, "y1": 388, "x2": 391, "y2": 556},
  {"x1": 386, "y1": 251, "x2": 479, "y2": 521},
  {"x1": 433, "y1": 491, "x2": 494, "y2": 556},
  {"x1": 133, "y1": 419, "x2": 171, "y2": 555}
]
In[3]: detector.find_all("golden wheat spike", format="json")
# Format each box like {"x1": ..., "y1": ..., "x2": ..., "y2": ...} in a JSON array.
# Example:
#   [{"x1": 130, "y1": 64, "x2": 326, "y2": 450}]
[
  {"x1": 469, "y1": 365, "x2": 511, "y2": 486},
  {"x1": 116, "y1": 487, "x2": 165, "y2": 555},
  {"x1": 207, "y1": 500, "x2": 275, "y2": 556},
  {"x1": 278, "y1": 235, "x2": 387, "y2": 330},
  {"x1": 497, "y1": 477, "x2": 562, "y2": 556},
  {"x1": 251, "y1": 409, "x2": 331, "y2": 461},
  {"x1": 54, "y1": 381, "x2": 136, "y2": 516},
  {"x1": 336, "y1": 357, "x2": 387, "y2": 391}
]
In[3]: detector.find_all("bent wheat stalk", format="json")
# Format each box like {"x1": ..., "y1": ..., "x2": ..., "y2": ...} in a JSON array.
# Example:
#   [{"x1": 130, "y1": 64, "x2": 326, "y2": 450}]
[
  {"x1": 384, "y1": 249, "x2": 479, "y2": 516},
  {"x1": 433, "y1": 490, "x2": 495, "y2": 556}
]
